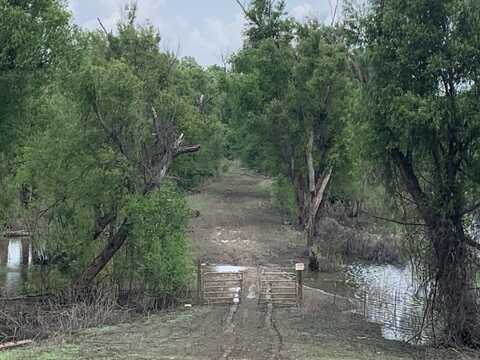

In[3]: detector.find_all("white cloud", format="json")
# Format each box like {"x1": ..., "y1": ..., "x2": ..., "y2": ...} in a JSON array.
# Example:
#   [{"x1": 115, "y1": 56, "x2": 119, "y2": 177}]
[
  {"x1": 67, "y1": 1, "x2": 343, "y2": 66},
  {"x1": 291, "y1": 3, "x2": 315, "y2": 20},
  {"x1": 68, "y1": 0, "x2": 243, "y2": 66}
]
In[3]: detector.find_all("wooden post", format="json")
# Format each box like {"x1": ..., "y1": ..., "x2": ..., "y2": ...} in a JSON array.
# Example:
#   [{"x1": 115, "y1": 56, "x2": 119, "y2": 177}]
[
  {"x1": 196, "y1": 259, "x2": 203, "y2": 305},
  {"x1": 334, "y1": 281, "x2": 337, "y2": 305},
  {"x1": 296, "y1": 263, "x2": 304, "y2": 305},
  {"x1": 363, "y1": 287, "x2": 367, "y2": 317}
]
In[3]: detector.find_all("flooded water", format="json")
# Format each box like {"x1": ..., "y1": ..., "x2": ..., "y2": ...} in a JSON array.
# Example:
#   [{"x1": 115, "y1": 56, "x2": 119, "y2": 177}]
[
  {"x1": 212, "y1": 265, "x2": 246, "y2": 273},
  {"x1": 306, "y1": 261, "x2": 428, "y2": 343},
  {"x1": 0, "y1": 237, "x2": 32, "y2": 297},
  {"x1": 2, "y1": 243, "x2": 428, "y2": 341}
]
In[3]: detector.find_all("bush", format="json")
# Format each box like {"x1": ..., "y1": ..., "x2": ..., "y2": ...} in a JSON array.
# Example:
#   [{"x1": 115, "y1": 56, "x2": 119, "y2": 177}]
[
  {"x1": 115, "y1": 183, "x2": 193, "y2": 300},
  {"x1": 271, "y1": 176, "x2": 298, "y2": 223}
]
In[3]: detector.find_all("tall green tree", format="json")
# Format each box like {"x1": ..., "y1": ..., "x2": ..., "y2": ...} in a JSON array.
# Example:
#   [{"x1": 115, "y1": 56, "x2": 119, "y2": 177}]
[
  {"x1": 227, "y1": 1, "x2": 351, "y2": 268},
  {"x1": 15, "y1": 9, "x2": 224, "y2": 290},
  {"x1": 354, "y1": 0, "x2": 480, "y2": 344},
  {"x1": 0, "y1": 0, "x2": 72, "y2": 218}
]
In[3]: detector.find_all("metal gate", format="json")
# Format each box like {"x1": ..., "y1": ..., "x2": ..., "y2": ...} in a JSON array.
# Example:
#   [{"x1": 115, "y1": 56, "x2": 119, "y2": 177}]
[
  {"x1": 198, "y1": 264, "x2": 244, "y2": 305},
  {"x1": 258, "y1": 266, "x2": 299, "y2": 307}
]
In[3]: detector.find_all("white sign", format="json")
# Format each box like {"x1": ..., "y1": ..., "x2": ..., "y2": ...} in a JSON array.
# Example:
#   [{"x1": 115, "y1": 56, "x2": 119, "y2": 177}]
[{"x1": 295, "y1": 263, "x2": 305, "y2": 271}]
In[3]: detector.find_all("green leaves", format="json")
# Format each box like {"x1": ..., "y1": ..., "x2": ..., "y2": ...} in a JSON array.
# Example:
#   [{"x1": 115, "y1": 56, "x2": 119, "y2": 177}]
[
  {"x1": 4, "y1": 5, "x2": 224, "y2": 290},
  {"x1": 125, "y1": 184, "x2": 192, "y2": 294}
]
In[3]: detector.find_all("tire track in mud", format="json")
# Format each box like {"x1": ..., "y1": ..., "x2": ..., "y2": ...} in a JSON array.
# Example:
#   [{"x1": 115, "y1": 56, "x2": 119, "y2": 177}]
[
  {"x1": 219, "y1": 303, "x2": 239, "y2": 360},
  {"x1": 265, "y1": 302, "x2": 284, "y2": 360},
  {"x1": 218, "y1": 269, "x2": 286, "y2": 360}
]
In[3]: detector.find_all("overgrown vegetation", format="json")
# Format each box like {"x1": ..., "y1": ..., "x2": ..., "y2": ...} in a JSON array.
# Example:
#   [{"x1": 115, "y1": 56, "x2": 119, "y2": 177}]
[
  {"x1": 0, "y1": 2, "x2": 223, "y2": 306},
  {"x1": 1, "y1": 0, "x2": 480, "y2": 351}
]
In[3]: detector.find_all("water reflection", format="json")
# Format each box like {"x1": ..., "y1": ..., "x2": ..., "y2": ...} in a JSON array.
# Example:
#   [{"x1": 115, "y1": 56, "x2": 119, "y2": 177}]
[
  {"x1": 348, "y1": 263, "x2": 427, "y2": 342},
  {"x1": 212, "y1": 265, "x2": 246, "y2": 273},
  {"x1": 0, "y1": 237, "x2": 32, "y2": 297},
  {"x1": 305, "y1": 262, "x2": 428, "y2": 343}
]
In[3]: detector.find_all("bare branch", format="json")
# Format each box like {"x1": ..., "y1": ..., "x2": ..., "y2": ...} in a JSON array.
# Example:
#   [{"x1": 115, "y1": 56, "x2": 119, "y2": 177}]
[
  {"x1": 462, "y1": 201, "x2": 480, "y2": 216},
  {"x1": 176, "y1": 145, "x2": 201, "y2": 157},
  {"x1": 466, "y1": 238, "x2": 480, "y2": 252},
  {"x1": 234, "y1": 0, "x2": 248, "y2": 16},
  {"x1": 97, "y1": 18, "x2": 109, "y2": 37},
  {"x1": 360, "y1": 210, "x2": 427, "y2": 227},
  {"x1": 329, "y1": 0, "x2": 340, "y2": 26}
]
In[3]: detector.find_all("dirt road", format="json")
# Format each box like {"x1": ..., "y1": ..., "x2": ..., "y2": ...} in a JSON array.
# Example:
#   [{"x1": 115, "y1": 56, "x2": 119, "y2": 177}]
[
  {"x1": 4, "y1": 165, "x2": 471, "y2": 360},
  {"x1": 188, "y1": 164, "x2": 304, "y2": 267}
]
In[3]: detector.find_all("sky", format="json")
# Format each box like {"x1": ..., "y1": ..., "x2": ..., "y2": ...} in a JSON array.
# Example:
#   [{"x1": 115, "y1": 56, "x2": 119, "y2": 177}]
[{"x1": 67, "y1": 0, "x2": 343, "y2": 66}]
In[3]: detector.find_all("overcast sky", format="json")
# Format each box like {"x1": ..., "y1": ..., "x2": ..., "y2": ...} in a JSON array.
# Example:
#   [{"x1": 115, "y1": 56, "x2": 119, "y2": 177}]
[{"x1": 67, "y1": 0, "x2": 343, "y2": 66}]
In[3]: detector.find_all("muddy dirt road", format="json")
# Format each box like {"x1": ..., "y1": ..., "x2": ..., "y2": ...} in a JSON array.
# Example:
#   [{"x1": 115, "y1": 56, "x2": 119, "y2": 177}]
[
  {"x1": 4, "y1": 165, "x2": 472, "y2": 360},
  {"x1": 188, "y1": 165, "x2": 304, "y2": 267}
]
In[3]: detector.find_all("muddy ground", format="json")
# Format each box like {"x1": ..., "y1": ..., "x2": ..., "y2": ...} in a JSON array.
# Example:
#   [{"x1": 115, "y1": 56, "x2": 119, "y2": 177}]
[{"x1": 2, "y1": 165, "x2": 477, "y2": 359}]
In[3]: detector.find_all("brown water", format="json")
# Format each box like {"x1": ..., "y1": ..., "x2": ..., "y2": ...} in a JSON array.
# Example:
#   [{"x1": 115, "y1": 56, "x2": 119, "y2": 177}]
[{"x1": 0, "y1": 237, "x2": 32, "y2": 297}]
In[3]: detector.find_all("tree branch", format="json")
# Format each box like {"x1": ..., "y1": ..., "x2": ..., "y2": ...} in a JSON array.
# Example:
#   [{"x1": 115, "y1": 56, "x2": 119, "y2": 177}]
[
  {"x1": 360, "y1": 210, "x2": 427, "y2": 227},
  {"x1": 97, "y1": 18, "x2": 110, "y2": 37},
  {"x1": 391, "y1": 148, "x2": 433, "y2": 223},
  {"x1": 176, "y1": 145, "x2": 201, "y2": 156},
  {"x1": 462, "y1": 201, "x2": 480, "y2": 216},
  {"x1": 235, "y1": 0, "x2": 249, "y2": 17},
  {"x1": 466, "y1": 238, "x2": 480, "y2": 252}
]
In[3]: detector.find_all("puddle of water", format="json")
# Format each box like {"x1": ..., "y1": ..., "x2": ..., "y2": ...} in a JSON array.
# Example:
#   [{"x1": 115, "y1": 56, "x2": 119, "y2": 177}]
[
  {"x1": 7, "y1": 239, "x2": 22, "y2": 269},
  {"x1": 1, "y1": 237, "x2": 32, "y2": 297},
  {"x1": 212, "y1": 265, "x2": 246, "y2": 273}
]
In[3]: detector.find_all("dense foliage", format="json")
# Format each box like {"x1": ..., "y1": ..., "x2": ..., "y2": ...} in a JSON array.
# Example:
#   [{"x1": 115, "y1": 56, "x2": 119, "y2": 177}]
[
  {"x1": 347, "y1": 0, "x2": 480, "y2": 345},
  {"x1": 1, "y1": 2, "x2": 223, "y2": 296},
  {"x1": 224, "y1": 1, "x2": 354, "y2": 268}
]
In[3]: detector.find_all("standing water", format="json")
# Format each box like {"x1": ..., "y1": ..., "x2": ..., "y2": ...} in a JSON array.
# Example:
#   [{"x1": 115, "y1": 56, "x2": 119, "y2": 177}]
[
  {"x1": 306, "y1": 262, "x2": 428, "y2": 343},
  {"x1": 0, "y1": 237, "x2": 32, "y2": 297}
]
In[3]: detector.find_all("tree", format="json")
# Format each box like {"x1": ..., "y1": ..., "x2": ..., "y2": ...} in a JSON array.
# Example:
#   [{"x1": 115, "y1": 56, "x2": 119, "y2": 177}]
[
  {"x1": 355, "y1": 0, "x2": 480, "y2": 345},
  {"x1": 291, "y1": 23, "x2": 349, "y2": 268},
  {"x1": 0, "y1": 0, "x2": 72, "y2": 219},
  {"x1": 228, "y1": 1, "x2": 351, "y2": 268},
  {"x1": 14, "y1": 11, "x2": 226, "y2": 291}
]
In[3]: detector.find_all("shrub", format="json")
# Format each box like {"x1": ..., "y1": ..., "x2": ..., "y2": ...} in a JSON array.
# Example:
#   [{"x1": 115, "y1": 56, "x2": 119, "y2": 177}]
[
  {"x1": 271, "y1": 176, "x2": 298, "y2": 223},
  {"x1": 115, "y1": 183, "x2": 193, "y2": 300}
]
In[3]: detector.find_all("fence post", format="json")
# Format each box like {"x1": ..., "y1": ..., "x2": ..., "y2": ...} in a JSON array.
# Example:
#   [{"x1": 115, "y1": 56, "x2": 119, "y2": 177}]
[
  {"x1": 363, "y1": 287, "x2": 367, "y2": 317},
  {"x1": 296, "y1": 263, "x2": 304, "y2": 305},
  {"x1": 196, "y1": 259, "x2": 203, "y2": 305},
  {"x1": 334, "y1": 281, "x2": 337, "y2": 305}
]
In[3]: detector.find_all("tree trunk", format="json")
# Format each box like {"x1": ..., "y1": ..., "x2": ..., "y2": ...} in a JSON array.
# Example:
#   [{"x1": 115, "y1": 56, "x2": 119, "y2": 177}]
[
  {"x1": 21, "y1": 238, "x2": 30, "y2": 266},
  {"x1": 305, "y1": 168, "x2": 333, "y2": 270},
  {"x1": 73, "y1": 219, "x2": 129, "y2": 288},
  {"x1": 73, "y1": 107, "x2": 200, "y2": 289},
  {"x1": 0, "y1": 239, "x2": 8, "y2": 266},
  {"x1": 429, "y1": 217, "x2": 478, "y2": 345},
  {"x1": 304, "y1": 129, "x2": 334, "y2": 270},
  {"x1": 392, "y1": 148, "x2": 479, "y2": 345}
]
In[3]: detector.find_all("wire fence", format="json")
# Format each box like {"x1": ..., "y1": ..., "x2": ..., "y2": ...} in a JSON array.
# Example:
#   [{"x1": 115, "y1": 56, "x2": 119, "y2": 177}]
[{"x1": 321, "y1": 283, "x2": 434, "y2": 343}]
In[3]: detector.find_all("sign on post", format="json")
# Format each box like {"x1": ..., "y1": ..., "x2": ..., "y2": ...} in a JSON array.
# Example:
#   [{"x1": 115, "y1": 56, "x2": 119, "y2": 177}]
[{"x1": 295, "y1": 263, "x2": 304, "y2": 304}]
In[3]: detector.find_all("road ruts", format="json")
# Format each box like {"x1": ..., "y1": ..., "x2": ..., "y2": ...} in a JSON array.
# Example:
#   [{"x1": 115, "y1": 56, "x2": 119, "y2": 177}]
[{"x1": 218, "y1": 268, "x2": 285, "y2": 360}]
